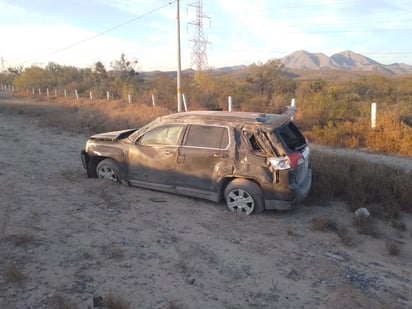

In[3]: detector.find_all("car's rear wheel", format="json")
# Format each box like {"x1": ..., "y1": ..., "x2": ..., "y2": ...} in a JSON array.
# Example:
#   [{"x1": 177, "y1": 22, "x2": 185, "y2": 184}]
[
  {"x1": 96, "y1": 159, "x2": 121, "y2": 183},
  {"x1": 224, "y1": 179, "x2": 264, "y2": 215}
]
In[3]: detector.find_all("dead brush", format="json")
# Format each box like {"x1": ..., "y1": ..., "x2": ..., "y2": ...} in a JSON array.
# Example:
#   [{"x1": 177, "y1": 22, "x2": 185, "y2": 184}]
[
  {"x1": 4, "y1": 262, "x2": 26, "y2": 283},
  {"x1": 13, "y1": 231, "x2": 35, "y2": 246},
  {"x1": 353, "y1": 215, "x2": 378, "y2": 238},
  {"x1": 104, "y1": 291, "x2": 130, "y2": 309},
  {"x1": 309, "y1": 149, "x2": 412, "y2": 216},
  {"x1": 389, "y1": 219, "x2": 407, "y2": 231},
  {"x1": 311, "y1": 216, "x2": 352, "y2": 245},
  {"x1": 48, "y1": 295, "x2": 77, "y2": 309},
  {"x1": 311, "y1": 216, "x2": 337, "y2": 232},
  {"x1": 103, "y1": 244, "x2": 124, "y2": 260},
  {"x1": 335, "y1": 226, "x2": 352, "y2": 246},
  {"x1": 385, "y1": 241, "x2": 400, "y2": 256}
]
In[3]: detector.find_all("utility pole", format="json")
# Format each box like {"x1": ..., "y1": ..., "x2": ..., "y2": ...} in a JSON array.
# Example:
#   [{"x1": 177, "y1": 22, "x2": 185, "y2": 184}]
[
  {"x1": 176, "y1": 0, "x2": 183, "y2": 112},
  {"x1": 1, "y1": 57, "x2": 4, "y2": 73},
  {"x1": 188, "y1": 0, "x2": 210, "y2": 71}
]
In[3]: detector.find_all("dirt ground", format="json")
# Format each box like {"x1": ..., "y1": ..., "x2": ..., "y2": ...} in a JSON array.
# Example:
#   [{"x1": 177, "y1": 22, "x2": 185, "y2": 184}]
[{"x1": 0, "y1": 95, "x2": 411, "y2": 309}]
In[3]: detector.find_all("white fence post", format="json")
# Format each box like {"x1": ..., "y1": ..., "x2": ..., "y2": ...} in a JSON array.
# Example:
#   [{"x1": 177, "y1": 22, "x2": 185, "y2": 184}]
[
  {"x1": 38, "y1": 88, "x2": 41, "y2": 95},
  {"x1": 371, "y1": 102, "x2": 377, "y2": 128},
  {"x1": 128, "y1": 94, "x2": 132, "y2": 104},
  {"x1": 54, "y1": 89, "x2": 57, "y2": 97},
  {"x1": 291, "y1": 98, "x2": 296, "y2": 120},
  {"x1": 228, "y1": 96, "x2": 233, "y2": 112},
  {"x1": 46, "y1": 88, "x2": 49, "y2": 97},
  {"x1": 75, "y1": 89, "x2": 79, "y2": 100},
  {"x1": 90, "y1": 91, "x2": 93, "y2": 100},
  {"x1": 106, "y1": 91, "x2": 110, "y2": 101},
  {"x1": 64, "y1": 89, "x2": 67, "y2": 98},
  {"x1": 152, "y1": 94, "x2": 156, "y2": 107},
  {"x1": 182, "y1": 94, "x2": 188, "y2": 112}
]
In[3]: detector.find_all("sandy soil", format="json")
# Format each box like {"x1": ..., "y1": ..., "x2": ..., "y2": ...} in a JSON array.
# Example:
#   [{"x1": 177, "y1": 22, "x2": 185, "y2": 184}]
[{"x1": 0, "y1": 96, "x2": 411, "y2": 309}]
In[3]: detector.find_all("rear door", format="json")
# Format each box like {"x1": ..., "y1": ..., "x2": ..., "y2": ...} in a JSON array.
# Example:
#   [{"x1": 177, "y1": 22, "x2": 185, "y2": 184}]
[{"x1": 175, "y1": 124, "x2": 232, "y2": 199}]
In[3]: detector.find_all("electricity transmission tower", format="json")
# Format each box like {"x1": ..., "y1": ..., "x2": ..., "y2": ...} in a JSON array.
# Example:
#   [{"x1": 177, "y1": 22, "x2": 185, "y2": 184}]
[{"x1": 188, "y1": 0, "x2": 210, "y2": 71}]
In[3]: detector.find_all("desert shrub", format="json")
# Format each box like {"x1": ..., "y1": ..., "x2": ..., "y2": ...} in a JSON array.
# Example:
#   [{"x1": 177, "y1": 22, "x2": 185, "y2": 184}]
[
  {"x1": 311, "y1": 216, "x2": 337, "y2": 232},
  {"x1": 13, "y1": 231, "x2": 35, "y2": 246},
  {"x1": 48, "y1": 295, "x2": 77, "y2": 309},
  {"x1": 353, "y1": 215, "x2": 378, "y2": 237},
  {"x1": 308, "y1": 149, "x2": 412, "y2": 216},
  {"x1": 104, "y1": 292, "x2": 130, "y2": 309},
  {"x1": 385, "y1": 241, "x2": 400, "y2": 256},
  {"x1": 4, "y1": 263, "x2": 26, "y2": 283}
]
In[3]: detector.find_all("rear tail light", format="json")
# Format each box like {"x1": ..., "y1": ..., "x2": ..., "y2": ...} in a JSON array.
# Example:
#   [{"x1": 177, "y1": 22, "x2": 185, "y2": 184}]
[{"x1": 269, "y1": 152, "x2": 304, "y2": 170}]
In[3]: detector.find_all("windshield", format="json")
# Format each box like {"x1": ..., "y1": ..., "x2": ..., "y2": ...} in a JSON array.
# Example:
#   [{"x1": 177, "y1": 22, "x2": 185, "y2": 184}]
[{"x1": 128, "y1": 117, "x2": 161, "y2": 142}]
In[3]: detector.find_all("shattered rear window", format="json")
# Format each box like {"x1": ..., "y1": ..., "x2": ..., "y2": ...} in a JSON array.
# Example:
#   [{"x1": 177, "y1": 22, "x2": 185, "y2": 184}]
[{"x1": 276, "y1": 122, "x2": 306, "y2": 152}]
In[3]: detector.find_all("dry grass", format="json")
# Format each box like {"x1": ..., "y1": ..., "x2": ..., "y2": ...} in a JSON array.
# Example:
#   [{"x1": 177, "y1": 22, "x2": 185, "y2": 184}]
[
  {"x1": 0, "y1": 96, "x2": 171, "y2": 134},
  {"x1": 4, "y1": 262, "x2": 26, "y2": 283},
  {"x1": 311, "y1": 217, "x2": 352, "y2": 245},
  {"x1": 103, "y1": 244, "x2": 125, "y2": 260},
  {"x1": 311, "y1": 217, "x2": 337, "y2": 232},
  {"x1": 389, "y1": 219, "x2": 407, "y2": 231},
  {"x1": 385, "y1": 241, "x2": 400, "y2": 256},
  {"x1": 303, "y1": 110, "x2": 412, "y2": 157},
  {"x1": 13, "y1": 231, "x2": 35, "y2": 246},
  {"x1": 352, "y1": 215, "x2": 378, "y2": 238},
  {"x1": 308, "y1": 149, "x2": 412, "y2": 218},
  {"x1": 48, "y1": 295, "x2": 77, "y2": 309},
  {"x1": 104, "y1": 291, "x2": 130, "y2": 309}
]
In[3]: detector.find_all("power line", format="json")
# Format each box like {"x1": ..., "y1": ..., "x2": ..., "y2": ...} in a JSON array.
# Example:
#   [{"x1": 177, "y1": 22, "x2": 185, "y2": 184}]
[{"x1": 21, "y1": 1, "x2": 175, "y2": 66}]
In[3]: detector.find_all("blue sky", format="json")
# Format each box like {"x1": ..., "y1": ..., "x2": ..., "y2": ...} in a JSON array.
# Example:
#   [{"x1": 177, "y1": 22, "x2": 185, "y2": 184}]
[{"x1": 1, "y1": 0, "x2": 411, "y2": 71}]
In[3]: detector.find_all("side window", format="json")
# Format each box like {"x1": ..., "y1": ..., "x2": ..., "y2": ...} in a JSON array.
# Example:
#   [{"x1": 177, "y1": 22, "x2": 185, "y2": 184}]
[
  {"x1": 139, "y1": 125, "x2": 184, "y2": 146},
  {"x1": 184, "y1": 125, "x2": 229, "y2": 149}
]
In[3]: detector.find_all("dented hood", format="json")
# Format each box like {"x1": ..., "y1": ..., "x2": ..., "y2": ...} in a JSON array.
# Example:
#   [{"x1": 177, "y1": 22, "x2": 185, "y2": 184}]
[{"x1": 90, "y1": 129, "x2": 137, "y2": 141}]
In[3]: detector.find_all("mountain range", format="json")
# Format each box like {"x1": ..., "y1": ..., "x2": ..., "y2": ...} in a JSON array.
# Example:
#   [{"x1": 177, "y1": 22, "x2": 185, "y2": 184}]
[{"x1": 279, "y1": 50, "x2": 412, "y2": 75}]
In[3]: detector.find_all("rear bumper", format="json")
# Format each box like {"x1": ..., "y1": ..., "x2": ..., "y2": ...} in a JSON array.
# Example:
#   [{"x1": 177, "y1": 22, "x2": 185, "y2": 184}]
[{"x1": 264, "y1": 167, "x2": 312, "y2": 211}]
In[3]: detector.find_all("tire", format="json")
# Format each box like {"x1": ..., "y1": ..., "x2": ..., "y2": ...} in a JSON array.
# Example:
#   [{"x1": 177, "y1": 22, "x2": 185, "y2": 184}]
[
  {"x1": 224, "y1": 179, "x2": 264, "y2": 215},
  {"x1": 96, "y1": 159, "x2": 121, "y2": 183}
]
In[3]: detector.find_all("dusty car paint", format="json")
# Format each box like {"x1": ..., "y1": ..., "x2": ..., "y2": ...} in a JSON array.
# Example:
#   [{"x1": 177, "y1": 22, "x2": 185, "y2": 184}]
[{"x1": 81, "y1": 109, "x2": 312, "y2": 213}]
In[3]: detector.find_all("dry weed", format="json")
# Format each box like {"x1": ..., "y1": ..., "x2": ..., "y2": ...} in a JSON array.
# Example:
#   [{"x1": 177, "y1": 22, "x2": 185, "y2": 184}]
[
  {"x1": 309, "y1": 150, "x2": 412, "y2": 216},
  {"x1": 13, "y1": 231, "x2": 35, "y2": 246},
  {"x1": 104, "y1": 291, "x2": 130, "y2": 309},
  {"x1": 311, "y1": 216, "x2": 337, "y2": 232},
  {"x1": 48, "y1": 295, "x2": 77, "y2": 309},
  {"x1": 353, "y1": 215, "x2": 378, "y2": 238},
  {"x1": 103, "y1": 244, "x2": 124, "y2": 260},
  {"x1": 4, "y1": 262, "x2": 26, "y2": 283},
  {"x1": 389, "y1": 219, "x2": 407, "y2": 231},
  {"x1": 385, "y1": 241, "x2": 400, "y2": 256},
  {"x1": 336, "y1": 226, "x2": 352, "y2": 246}
]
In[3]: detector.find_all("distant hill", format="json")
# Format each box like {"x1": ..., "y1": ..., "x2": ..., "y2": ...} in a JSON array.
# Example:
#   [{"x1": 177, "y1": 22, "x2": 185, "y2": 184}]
[
  {"x1": 279, "y1": 50, "x2": 412, "y2": 75},
  {"x1": 140, "y1": 50, "x2": 412, "y2": 79}
]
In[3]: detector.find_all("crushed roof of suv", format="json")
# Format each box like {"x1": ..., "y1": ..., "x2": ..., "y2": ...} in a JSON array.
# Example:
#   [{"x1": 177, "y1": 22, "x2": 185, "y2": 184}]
[{"x1": 159, "y1": 109, "x2": 296, "y2": 127}]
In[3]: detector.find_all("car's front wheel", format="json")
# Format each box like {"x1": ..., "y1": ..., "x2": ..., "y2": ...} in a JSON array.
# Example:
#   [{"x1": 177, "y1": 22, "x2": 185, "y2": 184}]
[
  {"x1": 224, "y1": 179, "x2": 264, "y2": 215},
  {"x1": 96, "y1": 159, "x2": 121, "y2": 183}
]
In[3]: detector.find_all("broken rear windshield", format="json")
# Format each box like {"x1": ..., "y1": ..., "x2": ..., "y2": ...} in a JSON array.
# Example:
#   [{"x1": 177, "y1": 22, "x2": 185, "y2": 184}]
[{"x1": 272, "y1": 122, "x2": 306, "y2": 152}]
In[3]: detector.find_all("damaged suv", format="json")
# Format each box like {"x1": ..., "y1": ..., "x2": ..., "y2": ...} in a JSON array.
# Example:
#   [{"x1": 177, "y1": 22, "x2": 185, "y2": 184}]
[{"x1": 81, "y1": 108, "x2": 311, "y2": 215}]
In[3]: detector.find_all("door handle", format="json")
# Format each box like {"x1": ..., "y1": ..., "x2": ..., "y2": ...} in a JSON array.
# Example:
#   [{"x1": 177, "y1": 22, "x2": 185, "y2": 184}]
[{"x1": 212, "y1": 153, "x2": 227, "y2": 158}]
